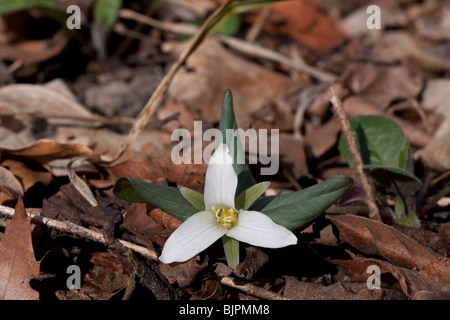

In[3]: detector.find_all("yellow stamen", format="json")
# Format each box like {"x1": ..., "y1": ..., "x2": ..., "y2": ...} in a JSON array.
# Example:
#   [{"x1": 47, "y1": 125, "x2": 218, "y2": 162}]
[{"x1": 213, "y1": 206, "x2": 238, "y2": 229}]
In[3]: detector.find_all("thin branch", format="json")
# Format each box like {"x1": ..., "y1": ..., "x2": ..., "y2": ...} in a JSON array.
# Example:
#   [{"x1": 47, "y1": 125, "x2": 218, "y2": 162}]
[
  {"x1": 220, "y1": 276, "x2": 290, "y2": 300},
  {"x1": 329, "y1": 88, "x2": 381, "y2": 221},
  {"x1": 245, "y1": 5, "x2": 272, "y2": 42}
]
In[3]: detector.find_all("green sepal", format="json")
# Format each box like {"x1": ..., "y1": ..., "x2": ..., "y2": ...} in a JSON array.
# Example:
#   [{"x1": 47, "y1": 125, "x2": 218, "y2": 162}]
[
  {"x1": 180, "y1": 187, "x2": 205, "y2": 211},
  {"x1": 222, "y1": 235, "x2": 239, "y2": 270},
  {"x1": 235, "y1": 181, "x2": 270, "y2": 210}
]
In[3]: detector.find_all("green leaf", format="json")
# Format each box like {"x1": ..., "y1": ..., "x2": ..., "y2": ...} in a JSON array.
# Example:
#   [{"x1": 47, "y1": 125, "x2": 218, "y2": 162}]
[
  {"x1": 180, "y1": 187, "x2": 205, "y2": 211},
  {"x1": 338, "y1": 115, "x2": 410, "y2": 170},
  {"x1": 396, "y1": 210, "x2": 421, "y2": 228},
  {"x1": 363, "y1": 165, "x2": 422, "y2": 196},
  {"x1": 338, "y1": 115, "x2": 422, "y2": 197},
  {"x1": 219, "y1": 89, "x2": 256, "y2": 195},
  {"x1": 113, "y1": 177, "x2": 197, "y2": 221},
  {"x1": 235, "y1": 181, "x2": 270, "y2": 210},
  {"x1": 0, "y1": 0, "x2": 59, "y2": 14},
  {"x1": 253, "y1": 175, "x2": 353, "y2": 230},
  {"x1": 93, "y1": 0, "x2": 122, "y2": 33},
  {"x1": 222, "y1": 235, "x2": 239, "y2": 269}
]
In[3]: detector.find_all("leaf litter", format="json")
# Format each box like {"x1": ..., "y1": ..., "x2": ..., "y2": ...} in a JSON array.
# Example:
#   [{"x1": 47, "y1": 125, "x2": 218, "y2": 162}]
[{"x1": 0, "y1": 0, "x2": 449, "y2": 301}]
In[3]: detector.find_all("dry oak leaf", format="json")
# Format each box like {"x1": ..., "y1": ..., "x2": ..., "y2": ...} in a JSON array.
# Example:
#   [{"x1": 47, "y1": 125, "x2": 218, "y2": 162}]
[
  {"x1": 327, "y1": 214, "x2": 450, "y2": 285},
  {"x1": 0, "y1": 197, "x2": 40, "y2": 300}
]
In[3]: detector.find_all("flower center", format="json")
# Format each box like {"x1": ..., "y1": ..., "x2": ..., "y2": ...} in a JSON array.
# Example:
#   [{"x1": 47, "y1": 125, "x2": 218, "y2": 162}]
[{"x1": 212, "y1": 206, "x2": 238, "y2": 229}]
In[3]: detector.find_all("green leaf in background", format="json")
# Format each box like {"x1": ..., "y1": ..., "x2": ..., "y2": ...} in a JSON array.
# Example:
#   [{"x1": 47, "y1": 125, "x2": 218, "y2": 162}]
[
  {"x1": 338, "y1": 115, "x2": 422, "y2": 194},
  {"x1": 252, "y1": 175, "x2": 354, "y2": 231},
  {"x1": 93, "y1": 0, "x2": 122, "y2": 33},
  {"x1": 219, "y1": 89, "x2": 257, "y2": 195},
  {"x1": 395, "y1": 197, "x2": 420, "y2": 227},
  {"x1": 216, "y1": 13, "x2": 241, "y2": 36},
  {"x1": 363, "y1": 165, "x2": 422, "y2": 196},
  {"x1": 0, "y1": 0, "x2": 59, "y2": 15},
  {"x1": 113, "y1": 177, "x2": 197, "y2": 221},
  {"x1": 338, "y1": 115, "x2": 410, "y2": 170}
]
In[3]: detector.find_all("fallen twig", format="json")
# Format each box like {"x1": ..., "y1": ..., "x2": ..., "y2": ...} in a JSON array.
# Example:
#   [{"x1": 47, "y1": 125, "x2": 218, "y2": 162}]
[
  {"x1": 220, "y1": 276, "x2": 290, "y2": 300},
  {"x1": 329, "y1": 88, "x2": 381, "y2": 221}
]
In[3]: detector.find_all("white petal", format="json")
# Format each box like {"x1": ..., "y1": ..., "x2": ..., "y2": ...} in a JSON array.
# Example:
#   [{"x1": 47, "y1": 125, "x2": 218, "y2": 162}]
[
  {"x1": 159, "y1": 211, "x2": 227, "y2": 264},
  {"x1": 226, "y1": 210, "x2": 297, "y2": 248},
  {"x1": 204, "y1": 144, "x2": 237, "y2": 211}
]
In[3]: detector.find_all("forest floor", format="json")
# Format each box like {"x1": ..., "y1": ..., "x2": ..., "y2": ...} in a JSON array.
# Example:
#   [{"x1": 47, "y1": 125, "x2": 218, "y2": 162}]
[{"x1": 0, "y1": 0, "x2": 449, "y2": 302}]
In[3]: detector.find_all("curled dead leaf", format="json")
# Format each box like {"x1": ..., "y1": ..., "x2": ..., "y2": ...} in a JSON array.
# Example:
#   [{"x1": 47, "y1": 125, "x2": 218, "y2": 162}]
[
  {"x1": 150, "y1": 207, "x2": 182, "y2": 233},
  {"x1": 160, "y1": 255, "x2": 208, "y2": 288},
  {"x1": 0, "y1": 165, "x2": 24, "y2": 198},
  {"x1": 327, "y1": 214, "x2": 450, "y2": 285},
  {"x1": 194, "y1": 279, "x2": 223, "y2": 300},
  {"x1": 234, "y1": 247, "x2": 268, "y2": 281}
]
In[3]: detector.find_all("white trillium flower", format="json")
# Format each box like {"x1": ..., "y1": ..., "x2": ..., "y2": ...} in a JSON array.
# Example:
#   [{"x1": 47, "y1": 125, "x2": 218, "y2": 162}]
[{"x1": 159, "y1": 143, "x2": 297, "y2": 264}]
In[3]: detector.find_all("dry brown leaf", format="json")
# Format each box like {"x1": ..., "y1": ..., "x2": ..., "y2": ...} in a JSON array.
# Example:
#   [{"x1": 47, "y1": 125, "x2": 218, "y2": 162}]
[
  {"x1": 122, "y1": 203, "x2": 169, "y2": 247},
  {"x1": 418, "y1": 79, "x2": 450, "y2": 171},
  {"x1": 166, "y1": 39, "x2": 299, "y2": 128},
  {"x1": 149, "y1": 207, "x2": 182, "y2": 233},
  {"x1": 348, "y1": 254, "x2": 450, "y2": 300},
  {"x1": 419, "y1": 132, "x2": 450, "y2": 171},
  {"x1": 327, "y1": 214, "x2": 450, "y2": 285},
  {"x1": 344, "y1": 64, "x2": 422, "y2": 110},
  {"x1": 159, "y1": 153, "x2": 207, "y2": 190},
  {"x1": 74, "y1": 251, "x2": 131, "y2": 300},
  {"x1": 0, "y1": 197, "x2": 40, "y2": 300},
  {"x1": 0, "y1": 139, "x2": 93, "y2": 164},
  {"x1": 0, "y1": 83, "x2": 92, "y2": 119},
  {"x1": 283, "y1": 275, "x2": 383, "y2": 300},
  {"x1": 278, "y1": 134, "x2": 309, "y2": 179},
  {"x1": 1, "y1": 159, "x2": 52, "y2": 192},
  {"x1": 377, "y1": 32, "x2": 450, "y2": 72},
  {"x1": 194, "y1": 279, "x2": 224, "y2": 300},
  {"x1": 0, "y1": 165, "x2": 24, "y2": 198},
  {"x1": 109, "y1": 159, "x2": 167, "y2": 184},
  {"x1": 160, "y1": 255, "x2": 208, "y2": 288},
  {"x1": 270, "y1": 0, "x2": 344, "y2": 54},
  {"x1": 0, "y1": 29, "x2": 69, "y2": 65},
  {"x1": 234, "y1": 247, "x2": 268, "y2": 281},
  {"x1": 304, "y1": 117, "x2": 341, "y2": 159}
]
